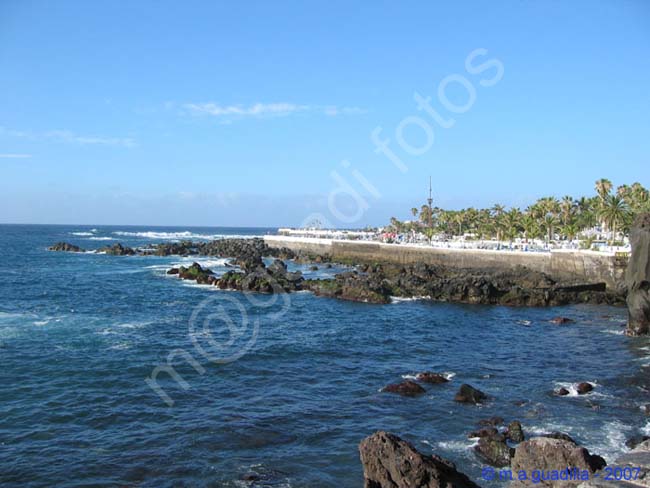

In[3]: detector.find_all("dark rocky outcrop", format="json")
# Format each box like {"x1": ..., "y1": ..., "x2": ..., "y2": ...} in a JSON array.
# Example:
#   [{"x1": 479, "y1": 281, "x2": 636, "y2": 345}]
[
  {"x1": 381, "y1": 380, "x2": 426, "y2": 397},
  {"x1": 305, "y1": 263, "x2": 621, "y2": 307},
  {"x1": 359, "y1": 431, "x2": 481, "y2": 488},
  {"x1": 557, "y1": 387, "x2": 570, "y2": 396},
  {"x1": 50, "y1": 236, "x2": 625, "y2": 306},
  {"x1": 98, "y1": 243, "x2": 136, "y2": 256},
  {"x1": 626, "y1": 213, "x2": 650, "y2": 336},
  {"x1": 170, "y1": 258, "x2": 304, "y2": 293},
  {"x1": 177, "y1": 262, "x2": 214, "y2": 284},
  {"x1": 49, "y1": 242, "x2": 84, "y2": 252},
  {"x1": 416, "y1": 372, "x2": 449, "y2": 384},
  {"x1": 474, "y1": 432, "x2": 514, "y2": 467},
  {"x1": 576, "y1": 382, "x2": 594, "y2": 395},
  {"x1": 511, "y1": 437, "x2": 606, "y2": 487},
  {"x1": 454, "y1": 384, "x2": 486, "y2": 404},
  {"x1": 506, "y1": 420, "x2": 525, "y2": 443},
  {"x1": 304, "y1": 270, "x2": 393, "y2": 304}
]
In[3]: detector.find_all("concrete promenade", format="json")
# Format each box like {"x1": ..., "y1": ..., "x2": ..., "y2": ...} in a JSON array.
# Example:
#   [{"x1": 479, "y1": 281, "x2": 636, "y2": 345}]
[{"x1": 264, "y1": 236, "x2": 628, "y2": 290}]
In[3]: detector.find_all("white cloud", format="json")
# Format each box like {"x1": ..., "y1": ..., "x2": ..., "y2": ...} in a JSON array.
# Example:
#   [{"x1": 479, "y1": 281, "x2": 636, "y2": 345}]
[
  {"x1": 0, "y1": 125, "x2": 136, "y2": 148},
  {"x1": 0, "y1": 153, "x2": 31, "y2": 159},
  {"x1": 183, "y1": 102, "x2": 366, "y2": 120},
  {"x1": 184, "y1": 102, "x2": 309, "y2": 118},
  {"x1": 45, "y1": 130, "x2": 136, "y2": 147}
]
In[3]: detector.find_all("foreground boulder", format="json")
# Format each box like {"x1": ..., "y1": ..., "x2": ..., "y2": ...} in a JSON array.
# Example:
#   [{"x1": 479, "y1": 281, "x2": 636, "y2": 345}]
[
  {"x1": 454, "y1": 384, "x2": 487, "y2": 404},
  {"x1": 577, "y1": 440, "x2": 650, "y2": 487},
  {"x1": 49, "y1": 242, "x2": 84, "y2": 252},
  {"x1": 626, "y1": 213, "x2": 650, "y2": 336},
  {"x1": 511, "y1": 437, "x2": 606, "y2": 487},
  {"x1": 359, "y1": 431, "x2": 481, "y2": 488},
  {"x1": 381, "y1": 380, "x2": 426, "y2": 397}
]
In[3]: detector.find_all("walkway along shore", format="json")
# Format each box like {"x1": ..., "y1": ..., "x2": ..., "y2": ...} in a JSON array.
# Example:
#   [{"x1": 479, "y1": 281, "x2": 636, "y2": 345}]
[{"x1": 264, "y1": 236, "x2": 628, "y2": 292}]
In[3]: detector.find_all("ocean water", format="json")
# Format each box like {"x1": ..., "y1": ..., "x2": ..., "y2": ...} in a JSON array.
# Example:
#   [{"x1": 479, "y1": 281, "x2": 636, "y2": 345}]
[{"x1": 0, "y1": 224, "x2": 649, "y2": 488}]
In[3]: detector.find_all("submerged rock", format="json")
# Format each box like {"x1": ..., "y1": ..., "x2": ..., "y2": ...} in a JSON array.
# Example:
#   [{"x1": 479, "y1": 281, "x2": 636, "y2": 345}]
[
  {"x1": 454, "y1": 384, "x2": 487, "y2": 404},
  {"x1": 416, "y1": 372, "x2": 449, "y2": 384},
  {"x1": 381, "y1": 380, "x2": 426, "y2": 397},
  {"x1": 550, "y1": 316, "x2": 575, "y2": 324},
  {"x1": 557, "y1": 387, "x2": 571, "y2": 396},
  {"x1": 626, "y1": 213, "x2": 650, "y2": 336},
  {"x1": 511, "y1": 437, "x2": 606, "y2": 487},
  {"x1": 49, "y1": 242, "x2": 84, "y2": 252},
  {"x1": 359, "y1": 431, "x2": 481, "y2": 488}
]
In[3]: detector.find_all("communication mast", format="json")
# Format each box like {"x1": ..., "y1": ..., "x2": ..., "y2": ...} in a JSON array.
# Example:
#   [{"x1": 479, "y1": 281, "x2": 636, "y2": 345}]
[{"x1": 427, "y1": 176, "x2": 433, "y2": 228}]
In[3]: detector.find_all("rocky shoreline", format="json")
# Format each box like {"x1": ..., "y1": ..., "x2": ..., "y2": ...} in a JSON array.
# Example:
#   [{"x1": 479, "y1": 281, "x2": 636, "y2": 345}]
[
  {"x1": 359, "y1": 429, "x2": 650, "y2": 488},
  {"x1": 49, "y1": 237, "x2": 624, "y2": 307},
  {"x1": 49, "y1": 232, "x2": 650, "y2": 487}
]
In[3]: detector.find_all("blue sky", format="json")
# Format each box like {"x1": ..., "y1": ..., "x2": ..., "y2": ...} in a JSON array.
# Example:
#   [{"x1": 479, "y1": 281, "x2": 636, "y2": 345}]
[{"x1": 1, "y1": 0, "x2": 649, "y2": 227}]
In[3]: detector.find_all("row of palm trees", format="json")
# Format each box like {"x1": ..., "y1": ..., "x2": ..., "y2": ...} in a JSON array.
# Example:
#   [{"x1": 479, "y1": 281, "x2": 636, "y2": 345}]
[{"x1": 388, "y1": 179, "x2": 649, "y2": 244}]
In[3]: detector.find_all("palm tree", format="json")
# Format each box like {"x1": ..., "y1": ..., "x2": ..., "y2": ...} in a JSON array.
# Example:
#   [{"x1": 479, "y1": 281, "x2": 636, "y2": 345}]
[
  {"x1": 453, "y1": 211, "x2": 465, "y2": 236},
  {"x1": 628, "y1": 182, "x2": 650, "y2": 213},
  {"x1": 419, "y1": 205, "x2": 432, "y2": 228},
  {"x1": 595, "y1": 178, "x2": 613, "y2": 201},
  {"x1": 543, "y1": 214, "x2": 558, "y2": 244},
  {"x1": 560, "y1": 196, "x2": 574, "y2": 225},
  {"x1": 561, "y1": 223, "x2": 579, "y2": 240},
  {"x1": 521, "y1": 215, "x2": 539, "y2": 243},
  {"x1": 491, "y1": 204, "x2": 506, "y2": 241},
  {"x1": 411, "y1": 207, "x2": 418, "y2": 219},
  {"x1": 503, "y1": 208, "x2": 522, "y2": 244},
  {"x1": 598, "y1": 195, "x2": 629, "y2": 243}
]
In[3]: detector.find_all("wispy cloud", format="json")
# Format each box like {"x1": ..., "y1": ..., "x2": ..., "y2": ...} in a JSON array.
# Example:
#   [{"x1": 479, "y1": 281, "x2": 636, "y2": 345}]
[
  {"x1": 0, "y1": 126, "x2": 136, "y2": 148},
  {"x1": 182, "y1": 102, "x2": 366, "y2": 120},
  {"x1": 44, "y1": 130, "x2": 136, "y2": 148},
  {"x1": 184, "y1": 102, "x2": 309, "y2": 118},
  {"x1": 0, "y1": 153, "x2": 31, "y2": 159}
]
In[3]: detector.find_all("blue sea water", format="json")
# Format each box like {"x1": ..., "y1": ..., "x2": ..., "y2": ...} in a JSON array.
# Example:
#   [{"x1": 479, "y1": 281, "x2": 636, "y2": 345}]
[{"x1": 0, "y1": 224, "x2": 649, "y2": 488}]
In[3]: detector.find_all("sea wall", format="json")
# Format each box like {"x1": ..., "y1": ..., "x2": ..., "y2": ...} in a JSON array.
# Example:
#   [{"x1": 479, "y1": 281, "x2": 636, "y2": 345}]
[{"x1": 264, "y1": 236, "x2": 627, "y2": 290}]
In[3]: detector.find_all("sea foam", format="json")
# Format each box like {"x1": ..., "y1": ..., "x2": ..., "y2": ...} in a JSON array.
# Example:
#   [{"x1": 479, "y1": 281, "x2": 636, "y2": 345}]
[{"x1": 112, "y1": 230, "x2": 259, "y2": 240}]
